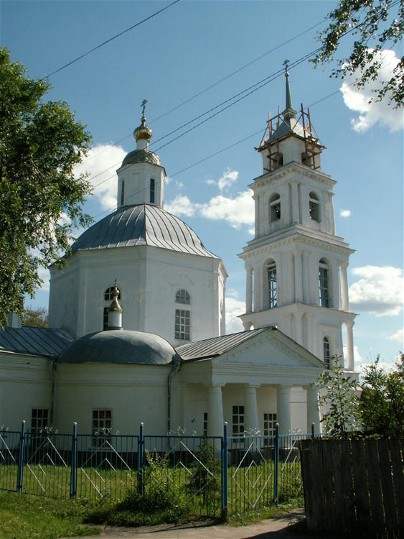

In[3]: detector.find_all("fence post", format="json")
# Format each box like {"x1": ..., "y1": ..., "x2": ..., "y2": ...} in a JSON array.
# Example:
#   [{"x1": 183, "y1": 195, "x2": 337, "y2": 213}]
[
  {"x1": 137, "y1": 422, "x2": 144, "y2": 495},
  {"x1": 311, "y1": 422, "x2": 315, "y2": 439},
  {"x1": 70, "y1": 422, "x2": 78, "y2": 498},
  {"x1": 274, "y1": 423, "x2": 279, "y2": 505},
  {"x1": 221, "y1": 422, "x2": 228, "y2": 520},
  {"x1": 16, "y1": 420, "x2": 26, "y2": 493}
]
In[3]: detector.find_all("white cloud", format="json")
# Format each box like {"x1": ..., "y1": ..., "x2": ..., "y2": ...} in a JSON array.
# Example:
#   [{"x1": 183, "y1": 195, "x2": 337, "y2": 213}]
[
  {"x1": 165, "y1": 189, "x2": 254, "y2": 231},
  {"x1": 218, "y1": 168, "x2": 239, "y2": 191},
  {"x1": 389, "y1": 327, "x2": 404, "y2": 345},
  {"x1": 340, "y1": 209, "x2": 351, "y2": 218},
  {"x1": 74, "y1": 144, "x2": 126, "y2": 211},
  {"x1": 199, "y1": 190, "x2": 254, "y2": 229},
  {"x1": 341, "y1": 49, "x2": 403, "y2": 132},
  {"x1": 225, "y1": 296, "x2": 245, "y2": 334},
  {"x1": 164, "y1": 195, "x2": 196, "y2": 217},
  {"x1": 349, "y1": 265, "x2": 403, "y2": 316}
]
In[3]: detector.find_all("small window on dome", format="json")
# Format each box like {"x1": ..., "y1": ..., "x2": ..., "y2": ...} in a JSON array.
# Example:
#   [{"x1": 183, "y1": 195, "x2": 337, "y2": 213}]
[
  {"x1": 150, "y1": 178, "x2": 155, "y2": 204},
  {"x1": 309, "y1": 192, "x2": 320, "y2": 222}
]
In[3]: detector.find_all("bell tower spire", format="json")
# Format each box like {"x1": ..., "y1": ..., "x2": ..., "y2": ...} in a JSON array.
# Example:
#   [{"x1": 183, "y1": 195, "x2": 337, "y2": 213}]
[{"x1": 282, "y1": 60, "x2": 296, "y2": 122}]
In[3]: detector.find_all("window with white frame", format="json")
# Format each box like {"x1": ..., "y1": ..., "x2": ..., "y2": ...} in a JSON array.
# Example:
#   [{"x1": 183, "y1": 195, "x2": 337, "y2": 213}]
[
  {"x1": 92, "y1": 409, "x2": 112, "y2": 446},
  {"x1": 176, "y1": 289, "x2": 190, "y2": 305},
  {"x1": 263, "y1": 412, "x2": 277, "y2": 444},
  {"x1": 319, "y1": 259, "x2": 330, "y2": 307},
  {"x1": 323, "y1": 337, "x2": 331, "y2": 369},
  {"x1": 269, "y1": 193, "x2": 281, "y2": 222},
  {"x1": 31, "y1": 408, "x2": 49, "y2": 435},
  {"x1": 232, "y1": 405, "x2": 245, "y2": 436},
  {"x1": 267, "y1": 260, "x2": 277, "y2": 309},
  {"x1": 175, "y1": 309, "x2": 190, "y2": 340},
  {"x1": 309, "y1": 192, "x2": 320, "y2": 221},
  {"x1": 104, "y1": 286, "x2": 121, "y2": 301}
]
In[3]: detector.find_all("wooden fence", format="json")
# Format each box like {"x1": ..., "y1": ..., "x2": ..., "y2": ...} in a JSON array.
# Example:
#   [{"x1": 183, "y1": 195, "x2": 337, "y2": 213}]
[{"x1": 299, "y1": 439, "x2": 404, "y2": 537}]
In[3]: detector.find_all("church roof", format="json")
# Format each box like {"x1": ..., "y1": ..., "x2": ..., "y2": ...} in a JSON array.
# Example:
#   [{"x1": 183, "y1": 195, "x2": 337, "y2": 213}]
[
  {"x1": 58, "y1": 329, "x2": 177, "y2": 365},
  {"x1": 0, "y1": 327, "x2": 73, "y2": 357},
  {"x1": 176, "y1": 327, "x2": 270, "y2": 361},
  {"x1": 72, "y1": 204, "x2": 218, "y2": 257},
  {"x1": 121, "y1": 148, "x2": 162, "y2": 167}
]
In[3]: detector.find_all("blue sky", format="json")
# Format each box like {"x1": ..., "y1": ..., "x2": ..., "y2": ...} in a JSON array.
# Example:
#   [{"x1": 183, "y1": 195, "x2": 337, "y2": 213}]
[{"x1": 1, "y1": 0, "x2": 403, "y2": 369}]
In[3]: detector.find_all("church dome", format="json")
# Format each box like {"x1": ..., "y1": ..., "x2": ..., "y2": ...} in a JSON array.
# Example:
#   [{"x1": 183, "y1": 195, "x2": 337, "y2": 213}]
[
  {"x1": 58, "y1": 329, "x2": 177, "y2": 365},
  {"x1": 122, "y1": 148, "x2": 162, "y2": 167},
  {"x1": 71, "y1": 204, "x2": 218, "y2": 257}
]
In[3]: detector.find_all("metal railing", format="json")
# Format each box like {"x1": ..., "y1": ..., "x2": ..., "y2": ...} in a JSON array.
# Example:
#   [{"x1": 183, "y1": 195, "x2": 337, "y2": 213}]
[{"x1": 0, "y1": 422, "x2": 316, "y2": 517}]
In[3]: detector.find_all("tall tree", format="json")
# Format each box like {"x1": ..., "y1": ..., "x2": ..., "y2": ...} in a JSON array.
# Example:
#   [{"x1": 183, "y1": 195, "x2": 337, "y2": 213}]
[
  {"x1": 313, "y1": 0, "x2": 403, "y2": 106},
  {"x1": 0, "y1": 48, "x2": 92, "y2": 325},
  {"x1": 20, "y1": 306, "x2": 48, "y2": 328}
]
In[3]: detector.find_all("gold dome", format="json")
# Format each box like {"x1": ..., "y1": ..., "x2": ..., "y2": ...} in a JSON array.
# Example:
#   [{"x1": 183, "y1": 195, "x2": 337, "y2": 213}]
[{"x1": 134, "y1": 115, "x2": 152, "y2": 142}]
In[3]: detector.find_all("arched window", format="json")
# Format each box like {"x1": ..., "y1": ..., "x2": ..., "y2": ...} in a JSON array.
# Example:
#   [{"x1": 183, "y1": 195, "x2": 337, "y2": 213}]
[
  {"x1": 267, "y1": 260, "x2": 277, "y2": 309},
  {"x1": 176, "y1": 289, "x2": 190, "y2": 304},
  {"x1": 271, "y1": 152, "x2": 283, "y2": 170},
  {"x1": 104, "y1": 286, "x2": 121, "y2": 330},
  {"x1": 150, "y1": 178, "x2": 155, "y2": 204},
  {"x1": 309, "y1": 192, "x2": 320, "y2": 222},
  {"x1": 269, "y1": 193, "x2": 281, "y2": 222},
  {"x1": 319, "y1": 259, "x2": 330, "y2": 307},
  {"x1": 323, "y1": 337, "x2": 331, "y2": 369},
  {"x1": 104, "y1": 287, "x2": 121, "y2": 301}
]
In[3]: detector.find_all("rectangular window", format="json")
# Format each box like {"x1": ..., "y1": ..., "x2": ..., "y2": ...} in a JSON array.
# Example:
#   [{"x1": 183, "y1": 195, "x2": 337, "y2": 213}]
[
  {"x1": 232, "y1": 405, "x2": 245, "y2": 437},
  {"x1": 319, "y1": 266, "x2": 330, "y2": 307},
  {"x1": 103, "y1": 307, "x2": 109, "y2": 330},
  {"x1": 92, "y1": 409, "x2": 112, "y2": 446},
  {"x1": 203, "y1": 412, "x2": 208, "y2": 437},
  {"x1": 263, "y1": 413, "x2": 277, "y2": 445},
  {"x1": 267, "y1": 264, "x2": 277, "y2": 309},
  {"x1": 31, "y1": 408, "x2": 49, "y2": 435},
  {"x1": 120, "y1": 180, "x2": 125, "y2": 206},
  {"x1": 150, "y1": 178, "x2": 155, "y2": 204},
  {"x1": 175, "y1": 309, "x2": 190, "y2": 340}
]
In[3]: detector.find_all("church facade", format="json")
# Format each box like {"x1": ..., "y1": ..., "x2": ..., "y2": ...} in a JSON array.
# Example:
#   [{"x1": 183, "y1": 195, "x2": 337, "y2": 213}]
[{"x1": 0, "y1": 73, "x2": 356, "y2": 439}]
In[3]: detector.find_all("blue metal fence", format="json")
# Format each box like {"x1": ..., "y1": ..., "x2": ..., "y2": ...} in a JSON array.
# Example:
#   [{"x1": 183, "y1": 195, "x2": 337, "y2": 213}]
[{"x1": 0, "y1": 422, "x2": 314, "y2": 517}]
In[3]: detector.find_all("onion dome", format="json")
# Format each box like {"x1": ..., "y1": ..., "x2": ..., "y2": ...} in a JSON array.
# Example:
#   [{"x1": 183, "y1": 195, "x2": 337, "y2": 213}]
[{"x1": 134, "y1": 115, "x2": 152, "y2": 143}]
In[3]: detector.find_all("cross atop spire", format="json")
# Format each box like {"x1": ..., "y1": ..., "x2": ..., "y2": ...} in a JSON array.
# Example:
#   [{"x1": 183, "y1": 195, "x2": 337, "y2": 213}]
[
  {"x1": 282, "y1": 60, "x2": 296, "y2": 123},
  {"x1": 141, "y1": 99, "x2": 147, "y2": 118}
]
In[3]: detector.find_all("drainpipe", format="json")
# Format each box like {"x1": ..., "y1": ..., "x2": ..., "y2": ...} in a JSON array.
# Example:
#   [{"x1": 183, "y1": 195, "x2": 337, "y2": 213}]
[
  {"x1": 49, "y1": 359, "x2": 55, "y2": 426},
  {"x1": 167, "y1": 354, "x2": 182, "y2": 434}
]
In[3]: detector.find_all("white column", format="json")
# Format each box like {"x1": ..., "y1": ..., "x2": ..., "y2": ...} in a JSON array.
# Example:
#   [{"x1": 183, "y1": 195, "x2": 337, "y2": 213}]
[
  {"x1": 244, "y1": 385, "x2": 260, "y2": 432},
  {"x1": 290, "y1": 181, "x2": 299, "y2": 223},
  {"x1": 246, "y1": 266, "x2": 253, "y2": 313},
  {"x1": 340, "y1": 262, "x2": 349, "y2": 311},
  {"x1": 294, "y1": 251, "x2": 303, "y2": 303},
  {"x1": 207, "y1": 385, "x2": 224, "y2": 437},
  {"x1": 255, "y1": 263, "x2": 262, "y2": 311},
  {"x1": 306, "y1": 385, "x2": 320, "y2": 434},
  {"x1": 345, "y1": 320, "x2": 355, "y2": 371},
  {"x1": 277, "y1": 385, "x2": 291, "y2": 435}
]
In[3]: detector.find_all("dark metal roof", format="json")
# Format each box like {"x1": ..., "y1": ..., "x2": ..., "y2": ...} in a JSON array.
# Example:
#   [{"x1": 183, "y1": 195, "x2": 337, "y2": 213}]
[
  {"x1": 0, "y1": 327, "x2": 73, "y2": 358},
  {"x1": 176, "y1": 327, "x2": 271, "y2": 361},
  {"x1": 58, "y1": 330, "x2": 176, "y2": 365},
  {"x1": 72, "y1": 204, "x2": 218, "y2": 258}
]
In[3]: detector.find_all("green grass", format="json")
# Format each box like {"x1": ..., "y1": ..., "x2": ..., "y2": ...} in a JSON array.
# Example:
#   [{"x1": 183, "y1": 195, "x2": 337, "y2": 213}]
[{"x1": 0, "y1": 491, "x2": 102, "y2": 539}]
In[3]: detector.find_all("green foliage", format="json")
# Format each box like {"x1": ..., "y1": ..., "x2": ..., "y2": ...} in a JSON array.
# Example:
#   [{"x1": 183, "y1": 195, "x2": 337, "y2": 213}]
[
  {"x1": 20, "y1": 306, "x2": 48, "y2": 327},
  {"x1": 187, "y1": 439, "x2": 220, "y2": 500},
  {"x1": 360, "y1": 354, "x2": 404, "y2": 439},
  {"x1": 0, "y1": 490, "x2": 101, "y2": 538},
  {"x1": 88, "y1": 453, "x2": 192, "y2": 526},
  {"x1": 317, "y1": 356, "x2": 360, "y2": 438},
  {"x1": 0, "y1": 48, "x2": 92, "y2": 325},
  {"x1": 312, "y1": 0, "x2": 403, "y2": 106}
]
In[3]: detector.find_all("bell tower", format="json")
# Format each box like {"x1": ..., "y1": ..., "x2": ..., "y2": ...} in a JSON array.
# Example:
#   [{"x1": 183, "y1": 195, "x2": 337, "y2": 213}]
[{"x1": 239, "y1": 68, "x2": 356, "y2": 371}]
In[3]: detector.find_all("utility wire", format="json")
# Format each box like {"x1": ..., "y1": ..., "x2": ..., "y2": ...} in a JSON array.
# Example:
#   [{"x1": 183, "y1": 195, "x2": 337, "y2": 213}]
[{"x1": 42, "y1": 0, "x2": 181, "y2": 79}]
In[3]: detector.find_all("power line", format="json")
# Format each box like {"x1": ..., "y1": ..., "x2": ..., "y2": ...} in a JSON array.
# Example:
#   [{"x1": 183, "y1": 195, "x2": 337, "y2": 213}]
[{"x1": 42, "y1": 0, "x2": 181, "y2": 79}]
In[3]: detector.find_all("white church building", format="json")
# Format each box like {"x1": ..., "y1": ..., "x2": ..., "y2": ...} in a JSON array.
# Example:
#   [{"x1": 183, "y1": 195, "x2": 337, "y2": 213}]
[{"x1": 0, "y1": 72, "x2": 356, "y2": 439}]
